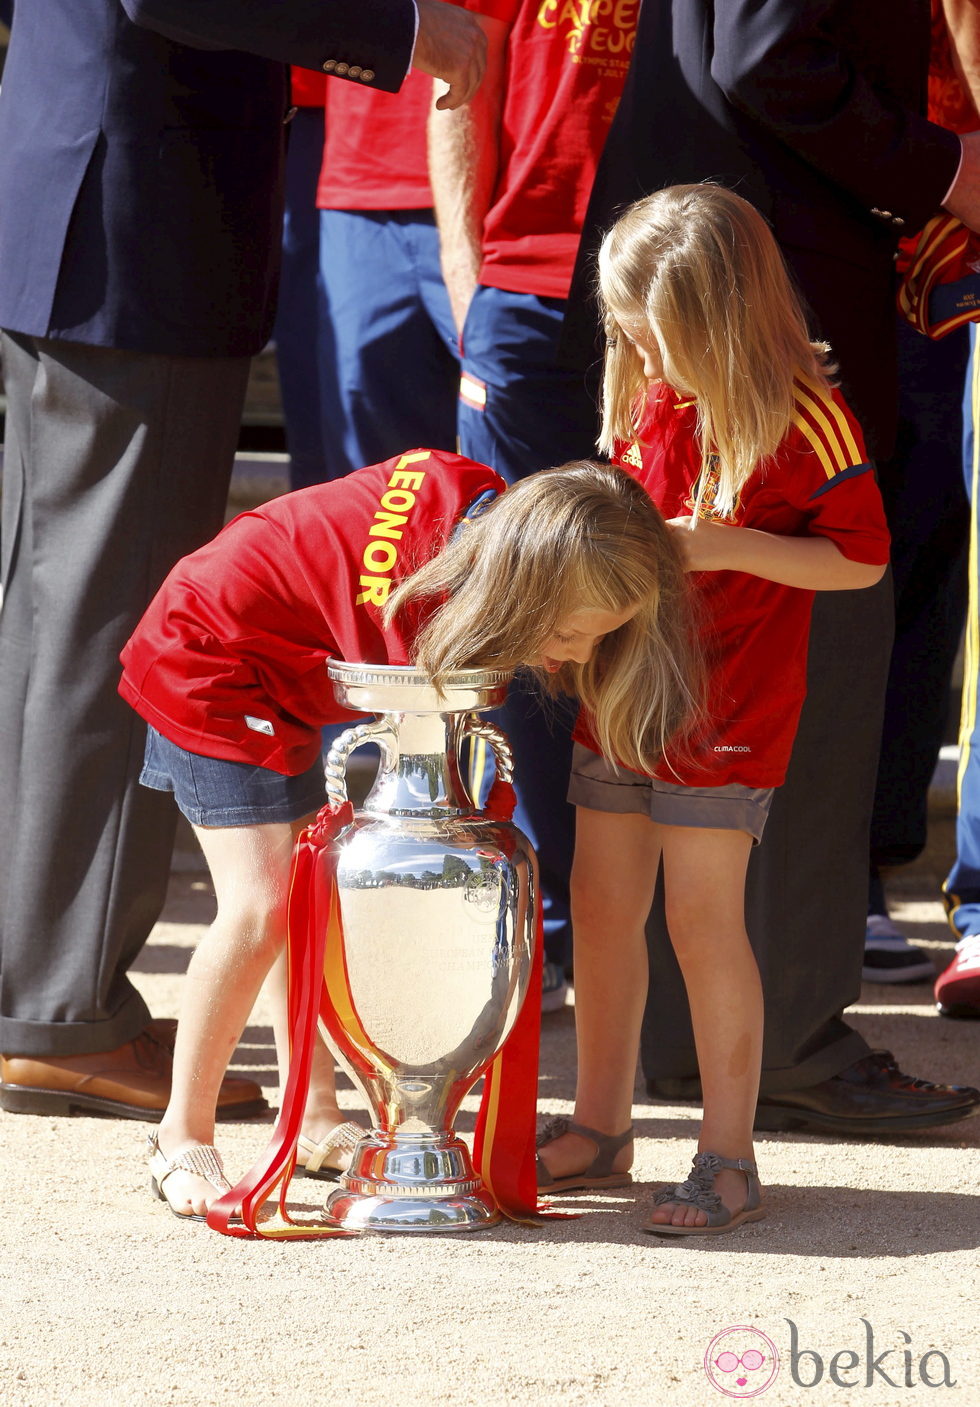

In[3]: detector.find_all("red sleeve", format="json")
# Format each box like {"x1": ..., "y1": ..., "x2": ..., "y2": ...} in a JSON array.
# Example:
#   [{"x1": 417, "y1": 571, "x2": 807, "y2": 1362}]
[{"x1": 780, "y1": 381, "x2": 891, "y2": 566}]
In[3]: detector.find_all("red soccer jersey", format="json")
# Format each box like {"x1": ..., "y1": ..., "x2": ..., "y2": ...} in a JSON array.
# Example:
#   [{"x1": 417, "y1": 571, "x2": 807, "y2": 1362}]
[
  {"x1": 574, "y1": 378, "x2": 891, "y2": 788},
  {"x1": 449, "y1": 0, "x2": 638, "y2": 299},
  {"x1": 317, "y1": 67, "x2": 434, "y2": 211},
  {"x1": 119, "y1": 451, "x2": 503, "y2": 775}
]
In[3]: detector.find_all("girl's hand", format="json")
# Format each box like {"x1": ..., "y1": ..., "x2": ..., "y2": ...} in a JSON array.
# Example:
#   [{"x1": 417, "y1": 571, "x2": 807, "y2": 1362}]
[{"x1": 666, "y1": 516, "x2": 738, "y2": 573}]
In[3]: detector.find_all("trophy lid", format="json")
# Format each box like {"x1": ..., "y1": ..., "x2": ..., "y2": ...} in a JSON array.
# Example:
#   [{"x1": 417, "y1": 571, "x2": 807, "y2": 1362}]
[{"x1": 326, "y1": 660, "x2": 512, "y2": 714}]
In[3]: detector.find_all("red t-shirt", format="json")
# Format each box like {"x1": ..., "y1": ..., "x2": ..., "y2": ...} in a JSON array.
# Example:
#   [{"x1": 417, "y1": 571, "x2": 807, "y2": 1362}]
[
  {"x1": 119, "y1": 451, "x2": 503, "y2": 775},
  {"x1": 574, "y1": 378, "x2": 891, "y2": 788},
  {"x1": 317, "y1": 67, "x2": 434, "y2": 211},
  {"x1": 450, "y1": 0, "x2": 638, "y2": 298}
]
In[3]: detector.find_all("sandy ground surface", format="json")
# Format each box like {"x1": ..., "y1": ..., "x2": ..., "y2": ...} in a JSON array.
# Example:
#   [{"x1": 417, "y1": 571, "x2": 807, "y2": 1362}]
[{"x1": 1, "y1": 844, "x2": 978, "y2": 1407}]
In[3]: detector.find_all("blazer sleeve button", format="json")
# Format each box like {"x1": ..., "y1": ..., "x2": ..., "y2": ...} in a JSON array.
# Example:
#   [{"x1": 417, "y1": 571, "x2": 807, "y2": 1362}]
[
  {"x1": 322, "y1": 59, "x2": 336, "y2": 72},
  {"x1": 360, "y1": 69, "x2": 376, "y2": 82},
  {"x1": 348, "y1": 65, "x2": 362, "y2": 78},
  {"x1": 334, "y1": 62, "x2": 350, "y2": 75}
]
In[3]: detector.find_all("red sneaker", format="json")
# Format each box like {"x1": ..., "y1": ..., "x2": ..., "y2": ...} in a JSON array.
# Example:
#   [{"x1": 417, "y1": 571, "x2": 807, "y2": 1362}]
[{"x1": 935, "y1": 935, "x2": 980, "y2": 1018}]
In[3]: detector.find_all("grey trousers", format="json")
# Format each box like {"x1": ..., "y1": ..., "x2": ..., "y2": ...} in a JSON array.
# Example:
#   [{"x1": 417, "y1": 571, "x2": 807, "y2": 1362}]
[
  {"x1": 0, "y1": 332, "x2": 249, "y2": 1056},
  {"x1": 641, "y1": 574, "x2": 895, "y2": 1092}
]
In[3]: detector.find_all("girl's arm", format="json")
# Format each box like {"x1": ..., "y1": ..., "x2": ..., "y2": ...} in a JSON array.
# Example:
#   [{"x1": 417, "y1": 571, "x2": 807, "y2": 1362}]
[{"x1": 667, "y1": 516, "x2": 886, "y2": 591}]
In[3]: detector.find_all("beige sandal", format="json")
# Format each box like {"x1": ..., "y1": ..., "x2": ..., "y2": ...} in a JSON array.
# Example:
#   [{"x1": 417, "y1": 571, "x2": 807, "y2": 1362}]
[
  {"x1": 295, "y1": 1121, "x2": 363, "y2": 1180},
  {"x1": 147, "y1": 1131, "x2": 232, "y2": 1222}
]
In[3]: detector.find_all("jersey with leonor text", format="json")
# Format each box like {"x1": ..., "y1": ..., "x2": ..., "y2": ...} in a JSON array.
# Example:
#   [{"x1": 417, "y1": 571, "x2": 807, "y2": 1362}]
[{"x1": 119, "y1": 450, "x2": 502, "y2": 774}]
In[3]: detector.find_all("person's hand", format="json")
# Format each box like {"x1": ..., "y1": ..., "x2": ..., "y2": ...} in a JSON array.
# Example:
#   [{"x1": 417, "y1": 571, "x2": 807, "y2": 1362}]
[
  {"x1": 943, "y1": 130, "x2": 980, "y2": 233},
  {"x1": 414, "y1": 0, "x2": 487, "y2": 110},
  {"x1": 667, "y1": 516, "x2": 737, "y2": 572}
]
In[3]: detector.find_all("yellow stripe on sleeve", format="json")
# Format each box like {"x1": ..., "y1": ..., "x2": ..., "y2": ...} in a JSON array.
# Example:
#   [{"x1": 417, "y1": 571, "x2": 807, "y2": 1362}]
[
  {"x1": 791, "y1": 404, "x2": 836, "y2": 479},
  {"x1": 794, "y1": 376, "x2": 863, "y2": 474}
]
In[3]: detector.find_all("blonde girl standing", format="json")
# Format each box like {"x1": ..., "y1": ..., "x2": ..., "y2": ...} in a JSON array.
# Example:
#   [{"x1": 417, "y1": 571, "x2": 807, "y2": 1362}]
[{"x1": 535, "y1": 185, "x2": 890, "y2": 1234}]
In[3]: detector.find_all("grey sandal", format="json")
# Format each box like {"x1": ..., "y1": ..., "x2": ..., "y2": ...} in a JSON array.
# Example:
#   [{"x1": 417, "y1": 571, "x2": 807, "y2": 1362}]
[
  {"x1": 147, "y1": 1131, "x2": 232, "y2": 1222},
  {"x1": 645, "y1": 1150, "x2": 765, "y2": 1236},
  {"x1": 535, "y1": 1115, "x2": 633, "y2": 1193}
]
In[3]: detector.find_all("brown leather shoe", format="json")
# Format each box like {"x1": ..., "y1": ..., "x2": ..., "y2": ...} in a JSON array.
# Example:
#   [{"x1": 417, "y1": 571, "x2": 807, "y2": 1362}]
[{"x1": 0, "y1": 1021, "x2": 268, "y2": 1121}]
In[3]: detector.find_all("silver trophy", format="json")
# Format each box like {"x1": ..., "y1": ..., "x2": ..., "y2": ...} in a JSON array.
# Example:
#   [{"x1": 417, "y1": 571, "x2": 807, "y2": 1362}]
[{"x1": 318, "y1": 661, "x2": 536, "y2": 1232}]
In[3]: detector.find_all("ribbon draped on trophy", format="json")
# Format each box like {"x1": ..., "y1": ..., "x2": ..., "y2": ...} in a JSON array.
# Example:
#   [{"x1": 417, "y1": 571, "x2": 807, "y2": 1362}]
[{"x1": 207, "y1": 663, "x2": 553, "y2": 1240}]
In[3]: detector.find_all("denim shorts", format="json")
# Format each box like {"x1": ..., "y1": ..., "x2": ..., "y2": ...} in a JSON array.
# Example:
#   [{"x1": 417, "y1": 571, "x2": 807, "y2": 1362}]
[
  {"x1": 140, "y1": 726, "x2": 327, "y2": 827},
  {"x1": 567, "y1": 742, "x2": 774, "y2": 844}
]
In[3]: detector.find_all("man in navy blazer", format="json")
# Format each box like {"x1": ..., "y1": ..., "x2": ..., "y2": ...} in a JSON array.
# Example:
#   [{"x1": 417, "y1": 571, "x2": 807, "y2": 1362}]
[
  {"x1": 563, "y1": 0, "x2": 980, "y2": 1135},
  {"x1": 0, "y1": 0, "x2": 486, "y2": 1119}
]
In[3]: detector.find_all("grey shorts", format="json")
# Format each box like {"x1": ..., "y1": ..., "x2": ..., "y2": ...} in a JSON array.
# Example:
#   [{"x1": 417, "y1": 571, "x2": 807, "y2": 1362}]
[{"x1": 567, "y1": 743, "x2": 774, "y2": 844}]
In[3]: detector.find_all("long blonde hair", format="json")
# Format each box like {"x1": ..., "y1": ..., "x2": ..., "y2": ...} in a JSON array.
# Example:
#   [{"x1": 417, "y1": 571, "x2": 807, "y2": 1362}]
[
  {"x1": 598, "y1": 183, "x2": 835, "y2": 518},
  {"x1": 385, "y1": 460, "x2": 700, "y2": 774}
]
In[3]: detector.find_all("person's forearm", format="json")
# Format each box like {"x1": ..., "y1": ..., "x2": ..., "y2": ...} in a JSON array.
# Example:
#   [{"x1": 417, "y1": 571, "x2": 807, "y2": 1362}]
[
  {"x1": 669, "y1": 518, "x2": 886, "y2": 590},
  {"x1": 427, "y1": 14, "x2": 506, "y2": 334}
]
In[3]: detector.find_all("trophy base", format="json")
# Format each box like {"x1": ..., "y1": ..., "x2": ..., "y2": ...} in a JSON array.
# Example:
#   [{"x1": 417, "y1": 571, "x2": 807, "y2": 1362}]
[
  {"x1": 323, "y1": 1187, "x2": 500, "y2": 1233},
  {"x1": 321, "y1": 1133, "x2": 501, "y2": 1233}
]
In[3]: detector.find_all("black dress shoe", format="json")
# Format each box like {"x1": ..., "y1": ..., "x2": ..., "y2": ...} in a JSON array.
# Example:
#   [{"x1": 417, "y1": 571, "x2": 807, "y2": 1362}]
[{"x1": 752, "y1": 1050, "x2": 980, "y2": 1135}]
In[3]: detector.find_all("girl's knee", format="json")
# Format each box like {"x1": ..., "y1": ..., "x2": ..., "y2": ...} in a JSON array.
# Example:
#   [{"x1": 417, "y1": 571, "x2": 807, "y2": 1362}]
[
  {"x1": 572, "y1": 882, "x2": 635, "y2": 939},
  {"x1": 571, "y1": 862, "x2": 655, "y2": 937},
  {"x1": 664, "y1": 894, "x2": 749, "y2": 962},
  {"x1": 214, "y1": 894, "x2": 289, "y2": 963}
]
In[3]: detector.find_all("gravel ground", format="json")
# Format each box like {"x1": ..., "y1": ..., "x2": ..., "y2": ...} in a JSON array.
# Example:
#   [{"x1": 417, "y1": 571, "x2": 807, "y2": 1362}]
[{"x1": 1, "y1": 858, "x2": 978, "y2": 1407}]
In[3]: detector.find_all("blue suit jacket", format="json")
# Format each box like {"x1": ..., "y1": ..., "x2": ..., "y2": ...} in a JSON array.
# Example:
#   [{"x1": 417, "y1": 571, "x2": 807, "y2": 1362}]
[{"x1": 0, "y1": 0, "x2": 416, "y2": 356}]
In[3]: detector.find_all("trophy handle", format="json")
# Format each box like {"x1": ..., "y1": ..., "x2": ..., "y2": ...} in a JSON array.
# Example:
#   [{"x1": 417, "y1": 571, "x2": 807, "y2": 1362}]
[
  {"x1": 324, "y1": 719, "x2": 396, "y2": 806},
  {"x1": 464, "y1": 714, "x2": 514, "y2": 786}
]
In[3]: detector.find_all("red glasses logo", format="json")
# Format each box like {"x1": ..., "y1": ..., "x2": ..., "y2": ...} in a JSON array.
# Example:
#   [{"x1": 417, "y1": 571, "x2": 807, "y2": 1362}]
[{"x1": 704, "y1": 1326, "x2": 780, "y2": 1397}]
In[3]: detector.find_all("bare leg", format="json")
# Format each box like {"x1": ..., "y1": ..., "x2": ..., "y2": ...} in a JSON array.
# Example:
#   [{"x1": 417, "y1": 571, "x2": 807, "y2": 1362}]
[
  {"x1": 649, "y1": 824, "x2": 763, "y2": 1228},
  {"x1": 537, "y1": 807, "x2": 661, "y2": 1181},
  {"x1": 155, "y1": 814, "x2": 313, "y2": 1217}
]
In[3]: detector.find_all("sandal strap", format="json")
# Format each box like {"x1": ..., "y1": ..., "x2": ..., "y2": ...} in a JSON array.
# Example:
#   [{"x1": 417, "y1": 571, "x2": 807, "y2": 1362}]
[
  {"x1": 535, "y1": 1115, "x2": 634, "y2": 1179},
  {"x1": 147, "y1": 1132, "x2": 231, "y2": 1194},
  {"x1": 298, "y1": 1121, "x2": 362, "y2": 1173}
]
